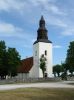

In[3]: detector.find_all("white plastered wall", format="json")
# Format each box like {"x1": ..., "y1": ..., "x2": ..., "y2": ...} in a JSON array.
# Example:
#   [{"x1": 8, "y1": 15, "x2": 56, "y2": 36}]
[{"x1": 29, "y1": 42, "x2": 52, "y2": 78}]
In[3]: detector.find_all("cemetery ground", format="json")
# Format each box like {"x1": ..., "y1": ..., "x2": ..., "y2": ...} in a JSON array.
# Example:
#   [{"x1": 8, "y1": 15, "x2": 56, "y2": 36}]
[{"x1": 0, "y1": 81, "x2": 74, "y2": 100}]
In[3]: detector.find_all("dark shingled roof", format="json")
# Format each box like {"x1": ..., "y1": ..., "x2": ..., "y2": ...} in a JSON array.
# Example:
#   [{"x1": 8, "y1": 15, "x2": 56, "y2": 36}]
[
  {"x1": 33, "y1": 39, "x2": 52, "y2": 45},
  {"x1": 33, "y1": 16, "x2": 52, "y2": 45},
  {"x1": 18, "y1": 57, "x2": 33, "y2": 73}
]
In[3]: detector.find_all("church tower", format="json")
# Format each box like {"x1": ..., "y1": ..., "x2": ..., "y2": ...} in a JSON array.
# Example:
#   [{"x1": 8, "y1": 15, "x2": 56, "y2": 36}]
[{"x1": 30, "y1": 16, "x2": 52, "y2": 78}]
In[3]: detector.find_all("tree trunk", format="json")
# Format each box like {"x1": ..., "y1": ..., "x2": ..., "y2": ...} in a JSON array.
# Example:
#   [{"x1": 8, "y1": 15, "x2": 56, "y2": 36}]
[
  {"x1": 57, "y1": 73, "x2": 60, "y2": 77},
  {"x1": 42, "y1": 70, "x2": 45, "y2": 78},
  {"x1": 54, "y1": 72, "x2": 56, "y2": 77}
]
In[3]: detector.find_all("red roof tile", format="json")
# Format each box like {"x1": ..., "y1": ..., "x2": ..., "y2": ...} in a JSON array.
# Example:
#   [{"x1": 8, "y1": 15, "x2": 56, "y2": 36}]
[{"x1": 18, "y1": 57, "x2": 33, "y2": 73}]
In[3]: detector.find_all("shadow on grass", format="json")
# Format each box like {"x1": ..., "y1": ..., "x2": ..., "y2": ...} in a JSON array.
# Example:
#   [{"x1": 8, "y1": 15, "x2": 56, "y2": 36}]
[{"x1": 68, "y1": 83, "x2": 74, "y2": 85}]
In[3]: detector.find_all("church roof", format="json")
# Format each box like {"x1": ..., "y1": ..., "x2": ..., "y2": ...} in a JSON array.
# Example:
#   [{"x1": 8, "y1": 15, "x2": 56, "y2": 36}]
[
  {"x1": 18, "y1": 57, "x2": 33, "y2": 73},
  {"x1": 34, "y1": 16, "x2": 52, "y2": 45}
]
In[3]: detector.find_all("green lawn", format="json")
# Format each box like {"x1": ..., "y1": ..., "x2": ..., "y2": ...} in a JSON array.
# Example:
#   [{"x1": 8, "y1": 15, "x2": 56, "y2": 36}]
[{"x1": 0, "y1": 88, "x2": 74, "y2": 100}]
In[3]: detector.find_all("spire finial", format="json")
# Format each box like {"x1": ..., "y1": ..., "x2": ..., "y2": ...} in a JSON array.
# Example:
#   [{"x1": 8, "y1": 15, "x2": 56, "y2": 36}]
[
  {"x1": 41, "y1": 15, "x2": 44, "y2": 20},
  {"x1": 39, "y1": 15, "x2": 45, "y2": 28}
]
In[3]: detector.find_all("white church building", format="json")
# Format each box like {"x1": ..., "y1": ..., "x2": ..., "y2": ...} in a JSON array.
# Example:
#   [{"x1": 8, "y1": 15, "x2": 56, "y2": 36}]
[{"x1": 18, "y1": 16, "x2": 53, "y2": 78}]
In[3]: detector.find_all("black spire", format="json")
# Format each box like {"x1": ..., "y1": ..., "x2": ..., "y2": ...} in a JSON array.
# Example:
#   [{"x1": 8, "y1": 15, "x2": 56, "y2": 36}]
[
  {"x1": 39, "y1": 16, "x2": 45, "y2": 28},
  {"x1": 33, "y1": 16, "x2": 52, "y2": 45},
  {"x1": 37, "y1": 15, "x2": 48, "y2": 40}
]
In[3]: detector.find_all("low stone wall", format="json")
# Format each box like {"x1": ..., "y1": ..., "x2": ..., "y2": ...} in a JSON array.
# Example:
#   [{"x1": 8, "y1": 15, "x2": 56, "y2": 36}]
[
  {"x1": 0, "y1": 76, "x2": 74, "y2": 84},
  {"x1": 67, "y1": 76, "x2": 74, "y2": 81},
  {"x1": 0, "y1": 77, "x2": 61, "y2": 84},
  {"x1": 16, "y1": 77, "x2": 61, "y2": 83}
]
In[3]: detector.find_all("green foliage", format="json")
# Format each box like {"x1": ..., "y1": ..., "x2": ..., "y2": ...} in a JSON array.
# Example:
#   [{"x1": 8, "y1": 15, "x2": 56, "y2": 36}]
[
  {"x1": 0, "y1": 41, "x2": 7, "y2": 78},
  {"x1": 7, "y1": 48, "x2": 21, "y2": 77},
  {"x1": 53, "y1": 64, "x2": 62, "y2": 77},
  {"x1": 40, "y1": 55, "x2": 46, "y2": 77},
  {"x1": 61, "y1": 72, "x2": 67, "y2": 80},
  {"x1": 53, "y1": 41, "x2": 74, "y2": 78},
  {"x1": 66, "y1": 41, "x2": 74, "y2": 75},
  {"x1": 0, "y1": 40, "x2": 21, "y2": 79},
  {"x1": 53, "y1": 63, "x2": 68, "y2": 80}
]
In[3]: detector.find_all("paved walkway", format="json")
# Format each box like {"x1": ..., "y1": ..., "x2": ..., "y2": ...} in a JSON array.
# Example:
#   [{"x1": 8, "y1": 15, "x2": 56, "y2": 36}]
[{"x1": 0, "y1": 81, "x2": 74, "y2": 91}]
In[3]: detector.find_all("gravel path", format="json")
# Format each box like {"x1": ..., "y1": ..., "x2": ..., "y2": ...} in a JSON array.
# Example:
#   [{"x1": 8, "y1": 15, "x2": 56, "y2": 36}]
[{"x1": 0, "y1": 81, "x2": 74, "y2": 91}]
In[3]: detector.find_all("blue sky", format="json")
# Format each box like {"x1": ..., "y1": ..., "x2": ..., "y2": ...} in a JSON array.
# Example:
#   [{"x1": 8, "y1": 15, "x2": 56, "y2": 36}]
[{"x1": 0, "y1": 0, "x2": 74, "y2": 65}]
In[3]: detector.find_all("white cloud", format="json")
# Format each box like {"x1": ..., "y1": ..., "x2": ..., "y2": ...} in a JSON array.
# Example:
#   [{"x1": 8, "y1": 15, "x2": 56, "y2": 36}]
[
  {"x1": 0, "y1": 22, "x2": 22, "y2": 37},
  {"x1": 0, "y1": 0, "x2": 26, "y2": 12},
  {"x1": 30, "y1": 0, "x2": 52, "y2": 5},
  {"x1": 0, "y1": 22, "x2": 17, "y2": 33},
  {"x1": 45, "y1": 14, "x2": 67, "y2": 28},
  {"x1": 61, "y1": 25, "x2": 74, "y2": 36},
  {"x1": 0, "y1": 0, "x2": 74, "y2": 37},
  {"x1": 30, "y1": 0, "x2": 65, "y2": 15},
  {"x1": 53, "y1": 45, "x2": 62, "y2": 49},
  {"x1": 0, "y1": 0, "x2": 65, "y2": 15},
  {"x1": 0, "y1": 0, "x2": 67, "y2": 29},
  {"x1": 48, "y1": 5, "x2": 65, "y2": 15},
  {"x1": 0, "y1": 21, "x2": 34, "y2": 50},
  {"x1": 0, "y1": 22, "x2": 33, "y2": 41}
]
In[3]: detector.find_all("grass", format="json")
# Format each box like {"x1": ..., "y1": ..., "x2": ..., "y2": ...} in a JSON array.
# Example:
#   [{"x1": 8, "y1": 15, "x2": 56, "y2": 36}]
[{"x1": 0, "y1": 88, "x2": 74, "y2": 100}]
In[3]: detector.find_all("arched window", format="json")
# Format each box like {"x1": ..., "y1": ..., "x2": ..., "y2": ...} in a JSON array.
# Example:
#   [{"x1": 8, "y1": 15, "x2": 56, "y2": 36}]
[{"x1": 45, "y1": 50, "x2": 47, "y2": 55}]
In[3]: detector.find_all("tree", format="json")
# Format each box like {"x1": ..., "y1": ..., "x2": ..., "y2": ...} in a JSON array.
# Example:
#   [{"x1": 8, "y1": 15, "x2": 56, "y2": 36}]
[
  {"x1": 0, "y1": 41, "x2": 7, "y2": 79},
  {"x1": 0, "y1": 40, "x2": 21, "y2": 79},
  {"x1": 65, "y1": 41, "x2": 74, "y2": 75},
  {"x1": 40, "y1": 55, "x2": 46, "y2": 78},
  {"x1": 7, "y1": 48, "x2": 21, "y2": 77},
  {"x1": 61, "y1": 63, "x2": 67, "y2": 80},
  {"x1": 53, "y1": 66, "x2": 57, "y2": 77},
  {"x1": 53, "y1": 64, "x2": 62, "y2": 77}
]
